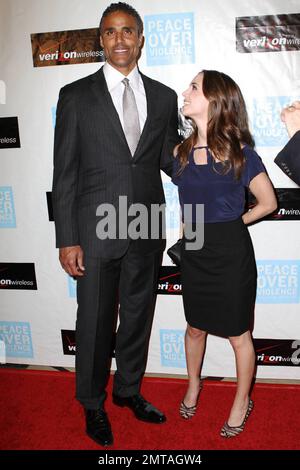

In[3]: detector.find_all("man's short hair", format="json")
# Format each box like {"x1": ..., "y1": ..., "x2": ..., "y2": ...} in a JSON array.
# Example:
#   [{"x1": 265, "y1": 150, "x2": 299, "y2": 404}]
[{"x1": 99, "y1": 2, "x2": 143, "y2": 36}]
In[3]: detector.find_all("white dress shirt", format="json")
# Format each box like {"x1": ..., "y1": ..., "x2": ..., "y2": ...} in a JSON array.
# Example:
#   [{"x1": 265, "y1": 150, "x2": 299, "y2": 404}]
[{"x1": 103, "y1": 62, "x2": 147, "y2": 133}]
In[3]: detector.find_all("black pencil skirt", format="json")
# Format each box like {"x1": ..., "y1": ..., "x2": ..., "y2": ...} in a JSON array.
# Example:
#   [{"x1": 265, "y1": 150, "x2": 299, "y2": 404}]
[{"x1": 181, "y1": 218, "x2": 257, "y2": 337}]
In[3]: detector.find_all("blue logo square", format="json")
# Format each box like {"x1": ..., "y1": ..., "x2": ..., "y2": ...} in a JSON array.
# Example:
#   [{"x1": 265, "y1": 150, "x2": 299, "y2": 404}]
[
  {"x1": 51, "y1": 106, "x2": 57, "y2": 128},
  {"x1": 0, "y1": 340, "x2": 6, "y2": 363},
  {"x1": 0, "y1": 321, "x2": 33, "y2": 358},
  {"x1": 251, "y1": 96, "x2": 300, "y2": 147},
  {"x1": 160, "y1": 329, "x2": 185, "y2": 367},
  {"x1": 0, "y1": 187, "x2": 16, "y2": 228},
  {"x1": 145, "y1": 13, "x2": 195, "y2": 66},
  {"x1": 256, "y1": 260, "x2": 300, "y2": 303},
  {"x1": 68, "y1": 276, "x2": 77, "y2": 298},
  {"x1": 164, "y1": 182, "x2": 180, "y2": 229}
]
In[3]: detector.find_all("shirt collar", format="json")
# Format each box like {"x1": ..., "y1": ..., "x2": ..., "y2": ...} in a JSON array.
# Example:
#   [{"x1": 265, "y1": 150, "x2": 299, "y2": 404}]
[{"x1": 103, "y1": 62, "x2": 141, "y2": 92}]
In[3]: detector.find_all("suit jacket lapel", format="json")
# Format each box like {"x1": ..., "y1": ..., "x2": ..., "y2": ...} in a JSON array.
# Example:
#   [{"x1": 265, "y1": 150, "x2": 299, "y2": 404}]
[{"x1": 90, "y1": 67, "x2": 129, "y2": 150}]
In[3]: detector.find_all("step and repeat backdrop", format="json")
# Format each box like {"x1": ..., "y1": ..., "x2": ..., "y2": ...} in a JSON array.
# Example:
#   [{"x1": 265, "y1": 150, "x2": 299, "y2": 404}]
[{"x1": 1, "y1": 0, "x2": 300, "y2": 379}]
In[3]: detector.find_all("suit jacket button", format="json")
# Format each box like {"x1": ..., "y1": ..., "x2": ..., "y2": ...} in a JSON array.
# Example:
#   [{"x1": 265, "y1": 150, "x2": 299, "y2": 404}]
[{"x1": 131, "y1": 163, "x2": 137, "y2": 167}]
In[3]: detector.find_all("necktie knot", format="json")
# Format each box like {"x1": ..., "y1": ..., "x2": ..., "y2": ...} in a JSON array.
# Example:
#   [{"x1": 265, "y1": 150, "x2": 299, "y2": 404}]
[{"x1": 122, "y1": 77, "x2": 141, "y2": 156}]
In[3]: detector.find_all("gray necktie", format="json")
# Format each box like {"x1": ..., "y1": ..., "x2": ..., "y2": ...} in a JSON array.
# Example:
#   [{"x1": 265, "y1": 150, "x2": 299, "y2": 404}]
[{"x1": 122, "y1": 78, "x2": 141, "y2": 156}]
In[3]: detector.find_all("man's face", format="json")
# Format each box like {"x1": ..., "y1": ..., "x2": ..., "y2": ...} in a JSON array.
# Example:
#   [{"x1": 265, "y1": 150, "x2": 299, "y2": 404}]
[{"x1": 100, "y1": 11, "x2": 143, "y2": 74}]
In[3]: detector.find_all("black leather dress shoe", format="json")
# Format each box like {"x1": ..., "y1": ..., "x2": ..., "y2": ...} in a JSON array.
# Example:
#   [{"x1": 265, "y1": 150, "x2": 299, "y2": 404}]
[
  {"x1": 112, "y1": 393, "x2": 166, "y2": 423},
  {"x1": 85, "y1": 408, "x2": 113, "y2": 446}
]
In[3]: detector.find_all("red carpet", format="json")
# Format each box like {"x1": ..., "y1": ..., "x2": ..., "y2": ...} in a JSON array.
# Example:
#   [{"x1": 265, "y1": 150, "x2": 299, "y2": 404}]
[{"x1": 0, "y1": 368, "x2": 299, "y2": 450}]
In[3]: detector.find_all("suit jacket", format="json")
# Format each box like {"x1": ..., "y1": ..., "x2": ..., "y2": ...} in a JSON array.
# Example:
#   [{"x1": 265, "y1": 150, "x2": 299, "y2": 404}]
[
  {"x1": 52, "y1": 66, "x2": 180, "y2": 258},
  {"x1": 274, "y1": 131, "x2": 300, "y2": 186}
]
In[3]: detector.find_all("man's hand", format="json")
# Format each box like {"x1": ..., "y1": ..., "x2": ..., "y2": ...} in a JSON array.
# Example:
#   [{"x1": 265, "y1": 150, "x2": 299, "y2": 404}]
[
  {"x1": 281, "y1": 100, "x2": 300, "y2": 138},
  {"x1": 59, "y1": 245, "x2": 85, "y2": 277}
]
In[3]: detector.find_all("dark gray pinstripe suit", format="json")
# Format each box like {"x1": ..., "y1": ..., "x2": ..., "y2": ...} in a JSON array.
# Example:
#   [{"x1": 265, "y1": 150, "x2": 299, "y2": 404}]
[{"x1": 52, "y1": 66, "x2": 180, "y2": 408}]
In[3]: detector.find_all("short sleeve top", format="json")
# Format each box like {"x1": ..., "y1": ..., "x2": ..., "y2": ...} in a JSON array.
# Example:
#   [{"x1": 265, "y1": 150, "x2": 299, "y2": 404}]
[{"x1": 172, "y1": 145, "x2": 266, "y2": 223}]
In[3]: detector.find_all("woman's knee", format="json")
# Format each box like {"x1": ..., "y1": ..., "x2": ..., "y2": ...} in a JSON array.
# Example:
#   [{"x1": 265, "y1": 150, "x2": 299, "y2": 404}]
[
  {"x1": 186, "y1": 325, "x2": 206, "y2": 339},
  {"x1": 229, "y1": 330, "x2": 252, "y2": 349}
]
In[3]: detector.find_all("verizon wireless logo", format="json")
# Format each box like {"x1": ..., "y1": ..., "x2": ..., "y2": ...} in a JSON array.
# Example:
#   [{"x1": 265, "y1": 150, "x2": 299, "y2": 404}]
[
  {"x1": 0, "y1": 117, "x2": 21, "y2": 149},
  {"x1": 274, "y1": 208, "x2": 300, "y2": 217},
  {"x1": 61, "y1": 330, "x2": 116, "y2": 356},
  {"x1": 241, "y1": 35, "x2": 300, "y2": 50},
  {"x1": 0, "y1": 279, "x2": 34, "y2": 287},
  {"x1": 38, "y1": 50, "x2": 102, "y2": 62},
  {"x1": 157, "y1": 267, "x2": 182, "y2": 295},
  {"x1": 236, "y1": 13, "x2": 300, "y2": 53},
  {"x1": 31, "y1": 28, "x2": 105, "y2": 67},
  {"x1": 61, "y1": 330, "x2": 76, "y2": 355},
  {"x1": 0, "y1": 263, "x2": 37, "y2": 290},
  {"x1": 254, "y1": 339, "x2": 300, "y2": 366}
]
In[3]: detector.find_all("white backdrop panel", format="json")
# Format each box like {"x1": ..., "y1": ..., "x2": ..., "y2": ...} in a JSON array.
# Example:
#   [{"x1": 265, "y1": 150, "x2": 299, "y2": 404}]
[{"x1": 0, "y1": 0, "x2": 299, "y2": 379}]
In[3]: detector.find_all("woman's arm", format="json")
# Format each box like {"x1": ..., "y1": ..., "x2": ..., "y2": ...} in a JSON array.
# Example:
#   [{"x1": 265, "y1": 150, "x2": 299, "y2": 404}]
[{"x1": 242, "y1": 173, "x2": 277, "y2": 224}]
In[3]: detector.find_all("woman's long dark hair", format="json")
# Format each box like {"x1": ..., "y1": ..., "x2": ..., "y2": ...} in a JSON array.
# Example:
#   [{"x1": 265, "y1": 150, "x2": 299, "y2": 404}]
[{"x1": 177, "y1": 70, "x2": 255, "y2": 179}]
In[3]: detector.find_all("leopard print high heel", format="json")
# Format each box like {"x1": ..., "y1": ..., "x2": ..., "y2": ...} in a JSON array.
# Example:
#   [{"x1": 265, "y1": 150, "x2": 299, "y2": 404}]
[
  {"x1": 179, "y1": 380, "x2": 203, "y2": 419},
  {"x1": 220, "y1": 398, "x2": 254, "y2": 438}
]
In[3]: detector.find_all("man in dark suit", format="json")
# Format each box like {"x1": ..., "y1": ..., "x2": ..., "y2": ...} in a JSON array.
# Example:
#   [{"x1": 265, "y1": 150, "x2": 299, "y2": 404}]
[
  {"x1": 52, "y1": 2, "x2": 179, "y2": 446},
  {"x1": 275, "y1": 101, "x2": 300, "y2": 186}
]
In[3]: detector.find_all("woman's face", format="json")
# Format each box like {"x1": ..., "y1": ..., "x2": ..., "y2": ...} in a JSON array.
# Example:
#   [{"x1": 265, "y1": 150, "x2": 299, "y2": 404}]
[{"x1": 182, "y1": 73, "x2": 209, "y2": 122}]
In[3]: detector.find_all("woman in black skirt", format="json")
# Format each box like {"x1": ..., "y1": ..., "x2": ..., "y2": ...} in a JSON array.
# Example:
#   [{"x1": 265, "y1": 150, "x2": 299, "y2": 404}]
[{"x1": 172, "y1": 70, "x2": 277, "y2": 437}]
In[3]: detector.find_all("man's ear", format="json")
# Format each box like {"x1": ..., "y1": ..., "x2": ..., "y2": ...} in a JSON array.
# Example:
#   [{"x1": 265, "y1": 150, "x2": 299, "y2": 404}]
[
  {"x1": 100, "y1": 35, "x2": 104, "y2": 48},
  {"x1": 139, "y1": 35, "x2": 145, "y2": 48}
]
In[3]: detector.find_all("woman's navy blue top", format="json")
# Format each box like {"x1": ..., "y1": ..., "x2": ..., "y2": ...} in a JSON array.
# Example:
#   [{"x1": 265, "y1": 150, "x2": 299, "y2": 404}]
[{"x1": 172, "y1": 145, "x2": 266, "y2": 223}]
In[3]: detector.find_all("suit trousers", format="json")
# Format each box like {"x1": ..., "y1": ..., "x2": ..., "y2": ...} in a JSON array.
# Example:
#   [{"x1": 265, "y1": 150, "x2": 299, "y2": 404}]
[{"x1": 75, "y1": 242, "x2": 162, "y2": 409}]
